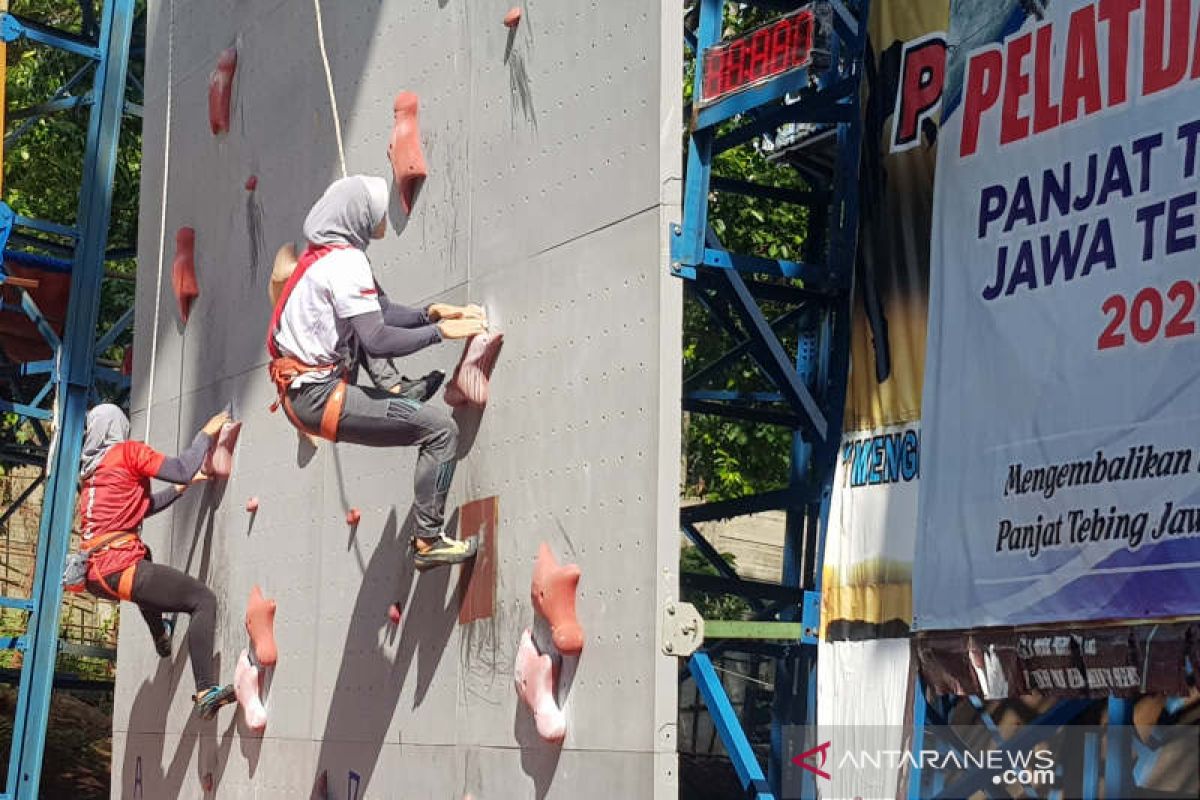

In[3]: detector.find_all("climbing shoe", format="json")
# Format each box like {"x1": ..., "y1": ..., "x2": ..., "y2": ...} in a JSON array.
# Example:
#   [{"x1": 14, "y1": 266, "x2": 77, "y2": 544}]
[
  {"x1": 193, "y1": 684, "x2": 236, "y2": 720},
  {"x1": 413, "y1": 534, "x2": 478, "y2": 570},
  {"x1": 395, "y1": 369, "x2": 445, "y2": 402},
  {"x1": 153, "y1": 618, "x2": 174, "y2": 658}
]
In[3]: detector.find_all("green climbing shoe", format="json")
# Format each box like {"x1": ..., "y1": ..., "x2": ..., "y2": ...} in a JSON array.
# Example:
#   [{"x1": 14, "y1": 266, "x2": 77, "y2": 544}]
[
  {"x1": 413, "y1": 534, "x2": 478, "y2": 570},
  {"x1": 193, "y1": 684, "x2": 236, "y2": 720}
]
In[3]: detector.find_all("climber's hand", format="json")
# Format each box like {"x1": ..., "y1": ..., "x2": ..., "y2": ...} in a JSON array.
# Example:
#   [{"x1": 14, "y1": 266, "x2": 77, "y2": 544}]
[
  {"x1": 437, "y1": 318, "x2": 488, "y2": 339},
  {"x1": 202, "y1": 410, "x2": 231, "y2": 436},
  {"x1": 428, "y1": 303, "x2": 487, "y2": 322}
]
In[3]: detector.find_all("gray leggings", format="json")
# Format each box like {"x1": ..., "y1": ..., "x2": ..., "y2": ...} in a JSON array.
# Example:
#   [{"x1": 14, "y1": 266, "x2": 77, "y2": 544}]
[{"x1": 290, "y1": 379, "x2": 457, "y2": 539}]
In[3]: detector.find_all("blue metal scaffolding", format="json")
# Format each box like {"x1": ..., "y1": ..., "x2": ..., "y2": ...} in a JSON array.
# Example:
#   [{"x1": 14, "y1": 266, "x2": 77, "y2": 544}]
[
  {"x1": 673, "y1": 2, "x2": 870, "y2": 797},
  {"x1": 0, "y1": 1, "x2": 136, "y2": 796}
]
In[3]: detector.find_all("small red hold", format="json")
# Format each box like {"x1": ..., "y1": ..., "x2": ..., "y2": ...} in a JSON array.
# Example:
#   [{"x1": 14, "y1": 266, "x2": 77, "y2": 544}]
[
  {"x1": 245, "y1": 175, "x2": 258, "y2": 191},
  {"x1": 388, "y1": 603, "x2": 402, "y2": 624},
  {"x1": 346, "y1": 508, "x2": 361, "y2": 526},
  {"x1": 388, "y1": 91, "x2": 428, "y2": 215},
  {"x1": 246, "y1": 497, "x2": 259, "y2": 513},
  {"x1": 201, "y1": 773, "x2": 214, "y2": 792},
  {"x1": 245, "y1": 585, "x2": 278, "y2": 667},
  {"x1": 120, "y1": 346, "x2": 133, "y2": 377},
  {"x1": 208, "y1": 47, "x2": 237, "y2": 135},
  {"x1": 531, "y1": 542, "x2": 583, "y2": 655},
  {"x1": 172, "y1": 227, "x2": 198, "y2": 324},
  {"x1": 503, "y1": 7, "x2": 522, "y2": 27}
]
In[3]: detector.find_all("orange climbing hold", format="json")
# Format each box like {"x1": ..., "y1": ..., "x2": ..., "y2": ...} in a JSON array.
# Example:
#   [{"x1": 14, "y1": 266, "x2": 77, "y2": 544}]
[
  {"x1": 514, "y1": 628, "x2": 566, "y2": 743},
  {"x1": 202, "y1": 420, "x2": 242, "y2": 479},
  {"x1": 171, "y1": 227, "x2": 198, "y2": 324},
  {"x1": 234, "y1": 648, "x2": 268, "y2": 733},
  {"x1": 245, "y1": 585, "x2": 278, "y2": 667},
  {"x1": 388, "y1": 91, "x2": 428, "y2": 215},
  {"x1": 346, "y1": 508, "x2": 361, "y2": 526},
  {"x1": 208, "y1": 48, "x2": 238, "y2": 135},
  {"x1": 444, "y1": 332, "x2": 504, "y2": 407},
  {"x1": 531, "y1": 542, "x2": 583, "y2": 655},
  {"x1": 245, "y1": 497, "x2": 259, "y2": 513},
  {"x1": 503, "y1": 7, "x2": 522, "y2": 27}
]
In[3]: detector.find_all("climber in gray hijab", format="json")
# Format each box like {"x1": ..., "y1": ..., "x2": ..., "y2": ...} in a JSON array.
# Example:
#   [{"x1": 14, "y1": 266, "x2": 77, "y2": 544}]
[
  {"x1": 267, "y1": 175, "x2": 486, "y2": 568},
  {"x1": 73, "y1": 403, "x2": 239, "y2": 720}
]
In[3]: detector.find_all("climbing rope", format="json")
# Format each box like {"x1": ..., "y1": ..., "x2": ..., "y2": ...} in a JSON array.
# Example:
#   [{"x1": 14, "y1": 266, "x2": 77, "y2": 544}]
[
  {"x1": 144, "y1": 0, "x2": 175, "y2": 442},
  {"x1": 312, "y1": 0, "x2": 348, "y2": 179}
]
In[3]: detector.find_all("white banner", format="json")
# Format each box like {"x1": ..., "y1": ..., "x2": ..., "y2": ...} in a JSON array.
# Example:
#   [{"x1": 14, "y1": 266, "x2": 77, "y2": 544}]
[{"x1": 917, "y1": 0, "x2": 1200, "y2": 630}]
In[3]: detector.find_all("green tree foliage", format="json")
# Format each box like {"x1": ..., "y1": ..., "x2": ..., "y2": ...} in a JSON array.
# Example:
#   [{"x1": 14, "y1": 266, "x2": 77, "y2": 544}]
[{"x1": 681, "y1": 544, "x2": 751, "y2": 620}]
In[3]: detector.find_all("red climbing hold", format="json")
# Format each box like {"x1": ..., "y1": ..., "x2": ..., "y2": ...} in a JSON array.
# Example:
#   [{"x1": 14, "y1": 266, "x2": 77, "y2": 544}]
[
  {"x1": 234, "y1": 647, "x2": 268, "y2": 733},
  {"x1": 245, "y1": 585, "x2": 278, "y2": 667},
  {"x1": 245, "y1": 497, "x2": 259, "y2": 513},
  {"x1": 531, "y1": 542, "x2": 583, "y2": 655},
  {"x1": 202, "y1": 420, "x2": 242, "y2": 479},
  {"x1": 201, "y1": 773, "x2": 214, "y2": 792},
  {"x1": 388, "y1": 603, "x2": 402, "y2": 624},
  {"x1": 346, "y1": 508, "x2": 361, "y2": 526},
  {"x1": 514, "y1": 628, "x2": 566, "y2": 743},
  {"x1": 504, "y1": 7, "x2": 522, "y2": 27},
  {"x1": 444, "y1": 332, "x2": 504, "y2": 407},
  {"x1": 208, "y1": 47, "x2": 237, "y2": 135},
  {"x1": 245, "y1": 175, "x2": 258, "y2": 191},
  {"x1": 120, "y1": 346, "x2": 133, "y2": 377},
  {"x1": 171, "y1": 227, "x2": 198, "y2": 324},
  {"x1": 388, "y1": 91, "x2": 428, "y2": 215}
]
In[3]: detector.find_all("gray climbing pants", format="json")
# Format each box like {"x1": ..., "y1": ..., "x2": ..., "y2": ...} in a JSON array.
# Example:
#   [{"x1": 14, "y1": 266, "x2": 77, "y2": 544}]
[{"x1": 289, "y1": 379, "x2": 457, "y2": 540}]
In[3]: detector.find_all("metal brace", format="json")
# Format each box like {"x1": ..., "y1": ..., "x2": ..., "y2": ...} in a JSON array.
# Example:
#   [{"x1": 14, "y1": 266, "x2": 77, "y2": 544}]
[{"x1": 661, "y1": 600, "x2": 704, "y2": 657}]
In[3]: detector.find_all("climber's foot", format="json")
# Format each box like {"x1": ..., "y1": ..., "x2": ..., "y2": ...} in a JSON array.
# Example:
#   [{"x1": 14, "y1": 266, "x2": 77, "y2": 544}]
[
  {"x1": 393, "y1": 370, "x2": 445, "y2": 402},
  {"x1": 413, "y1": 534, "x2": 478, "y2": 570},
  {"x1": 193, "y1": 684, "x2": 237, "y2": 720},
  {"x1": 154, "y1": 619, "x2": 174, "y2": 658}
]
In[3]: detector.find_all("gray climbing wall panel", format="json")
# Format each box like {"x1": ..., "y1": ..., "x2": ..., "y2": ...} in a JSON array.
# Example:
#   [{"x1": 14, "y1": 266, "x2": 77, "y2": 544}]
[{"x1": 115, "y1": 0, "x2": 682, "y2": 797}]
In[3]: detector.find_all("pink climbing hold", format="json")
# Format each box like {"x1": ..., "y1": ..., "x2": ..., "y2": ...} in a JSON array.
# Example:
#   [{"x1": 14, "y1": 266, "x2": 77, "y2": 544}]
[
  {"x1": 171, "y1": 227, "x2": 198, "y2": 324},
  {"x1": 245, "y1": 496, "x2": 259, "y2": 513},
  {"x1": 531, "y1": 542, "x2": 584, "y2": 655},
  {"x1": 234, "y1": 648, "x2": 268, "y2": 733},
  {"x1": 444, "y1": 332, "x2": 504, "y2": 407},
  {"x1": 503, "y1": 7, "x2": 522, "y2": 27},
  {"x1": 208, "y1": 47, "x2": 238, "y2": 135},
  {"x1": 346, "y1": 508, "x2": 361, "y2": 526},
  {"x1": 388, "y1": 603, "x2": 402, "y2": 624},
  {"x1": 202, "y1": 420, "x2": 242, "y2": 479},
  {"x1": 387, "y1": 91, "x2": 428, "y2": 215},
  {"x1": 514, "y1": 628, "x2": 566, "y2": 743},
  {"x1": 245, "y1": 175, "x2": 258, "y2": 191},
  {"x1": 245, "y1": 585, "x2": 278, "y2": 667}
]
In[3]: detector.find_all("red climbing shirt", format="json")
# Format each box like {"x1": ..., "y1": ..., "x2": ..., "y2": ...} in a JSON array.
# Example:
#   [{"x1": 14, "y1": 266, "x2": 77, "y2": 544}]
[{"x1": 77, "y1": 441, "x2": 166, "y2": 546}]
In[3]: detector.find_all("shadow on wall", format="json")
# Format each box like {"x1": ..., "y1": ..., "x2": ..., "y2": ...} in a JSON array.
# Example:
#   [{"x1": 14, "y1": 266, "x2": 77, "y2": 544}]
[{"x1": 311, "y1": 506, "x2": 466, "y2": 794}]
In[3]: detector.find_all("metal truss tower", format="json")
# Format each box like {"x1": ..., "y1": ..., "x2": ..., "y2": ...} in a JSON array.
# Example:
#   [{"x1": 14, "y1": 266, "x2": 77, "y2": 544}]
[
  {"x1": 672, "y1": 2, "x2": 869, "y2": 797},
  {"x1": 0, "y1": 1, "x2": 137, "y2": 796}
]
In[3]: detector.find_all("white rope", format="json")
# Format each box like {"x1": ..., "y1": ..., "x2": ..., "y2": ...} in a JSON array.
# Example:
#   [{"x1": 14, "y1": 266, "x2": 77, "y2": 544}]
[
  {"x1": 143, "y1": 0, "x2": 174, "y2": 442},
  {"x1": 312, "y1": 0, "x2": 347, "y2": 179}
]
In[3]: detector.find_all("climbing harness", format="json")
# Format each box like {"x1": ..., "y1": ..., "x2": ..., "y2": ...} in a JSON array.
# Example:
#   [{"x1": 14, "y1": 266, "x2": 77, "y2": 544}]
[
  {"x1": 266, "y1": 243, "x2": 351, "y2": 442},
  {"x1": 80, "y1": 530, "x2": 144, "y2": 602}
]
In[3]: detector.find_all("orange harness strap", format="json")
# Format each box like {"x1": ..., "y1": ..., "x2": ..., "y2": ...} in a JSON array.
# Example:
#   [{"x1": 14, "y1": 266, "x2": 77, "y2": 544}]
[{"x1": 268, "y1": 357, "x2": 346, "y2": 442}]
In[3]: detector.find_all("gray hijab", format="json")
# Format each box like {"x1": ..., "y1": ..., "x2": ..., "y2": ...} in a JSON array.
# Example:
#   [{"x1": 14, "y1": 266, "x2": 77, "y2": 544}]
[
  {"x1": 302, "y1": 175, "x2": 390, "y2": 251},
  {"x1": 80, "y1": 404, "x2": 130, "y2": 479}
]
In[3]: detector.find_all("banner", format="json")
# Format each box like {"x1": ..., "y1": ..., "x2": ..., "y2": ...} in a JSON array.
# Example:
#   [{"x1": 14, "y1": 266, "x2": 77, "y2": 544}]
[
  {"x1": 917, "y1": 0, "x2": 1200, "y2": 631},
  {"x1": 821, "y1": 0, "x2": 946, "y2": 641}
]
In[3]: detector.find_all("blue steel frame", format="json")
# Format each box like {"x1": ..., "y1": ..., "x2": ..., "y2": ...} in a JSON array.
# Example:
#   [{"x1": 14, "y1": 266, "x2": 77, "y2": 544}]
[
  {"x1": 675, "y1": 2, "x2": 869, "y2": 798},
  {"x1": 0, "y1": 1, "x2": 137, "y2": 797}
]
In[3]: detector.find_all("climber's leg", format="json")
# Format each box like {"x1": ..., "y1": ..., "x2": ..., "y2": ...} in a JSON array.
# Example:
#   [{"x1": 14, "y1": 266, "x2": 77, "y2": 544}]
[
  {"x1": 128, "y1": 560, "x2": 220, "y2": 693},
  {"x1": 134, "y1": 548, "x2": 169, "y2": 648}
]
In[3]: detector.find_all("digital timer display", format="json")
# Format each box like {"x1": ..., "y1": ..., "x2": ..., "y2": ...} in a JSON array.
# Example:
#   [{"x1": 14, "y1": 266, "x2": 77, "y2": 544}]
[{"x1": 700, "y1": 8, "x2": 816, "y2": 105}]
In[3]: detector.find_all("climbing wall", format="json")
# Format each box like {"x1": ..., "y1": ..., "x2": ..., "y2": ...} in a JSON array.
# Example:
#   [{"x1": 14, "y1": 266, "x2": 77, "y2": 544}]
[{"x1": 116, "y1": 0, "x2": 682, "y2": 797}]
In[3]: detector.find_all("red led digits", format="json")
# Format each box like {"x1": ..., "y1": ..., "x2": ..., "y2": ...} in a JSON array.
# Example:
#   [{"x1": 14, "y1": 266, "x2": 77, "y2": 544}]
[{"x1": 699, "y1": 8, "x2": 815, "y2": 104}]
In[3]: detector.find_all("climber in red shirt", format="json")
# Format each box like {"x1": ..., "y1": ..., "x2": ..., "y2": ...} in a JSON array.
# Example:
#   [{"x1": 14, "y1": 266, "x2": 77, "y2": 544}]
[{"x1": 75, "y1": 403, "x2": 236, "y2": 719}]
